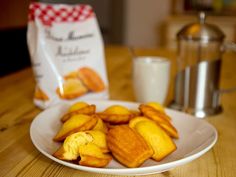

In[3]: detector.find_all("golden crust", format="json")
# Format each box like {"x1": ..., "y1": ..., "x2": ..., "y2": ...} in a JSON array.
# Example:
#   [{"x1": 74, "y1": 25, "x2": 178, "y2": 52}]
[
  {"x1": 68, "y1": 102, "x2": 88, "y2": 112},
  {"x1": 97, "y1": 105, "x2": 135, "y2": 124},
  {"x1": 107, "y1": 125, "x2": 153, "y2": 168},
  {"x1": 139, "y1": 104, "x2": 171, "y2": 123},
  {"x1": 85, "y1": 130, "x2": 109, "y2": 153},
  {"x1": 146, "y1": 102, "x2": 166, "y2": 114},
  {"x1": 104, "y1": 122, "x2": 117, "y2": 130},
  {"x1": 61, "y1": 105, "x2": 96, "y2": 122},
  {"x1": 53, "y1": 115, "x2": 98, "y2": 142},
  {"x1": 158, "y1": 122, "x2": 179, "y2": 139},
  {"x1": 129, "y1": 110, "x2": 141, "y2": 117},
  {"x1": 78, "y1": 67, "x2": 105, "y2": 92},
  {"x1": 129, "y1": 117, "x2": 176, "y2": 161},
  {"x1": 97, "y1": 113, "x2": 134, "y2": 124},
  {"x1": 53, "y1": 146, "x2": 67, "y2": 160},
  {"x1": 139, "y1": 104, "x2": 179, "y2": 139},
  {"x1": 79, "y1": 143, "x2": 112, "y2": 168},
  {"x1": 79, "y1": 155, "x2": 112, "y2": 167},
  {"x1": 56, "y1": 79, "x2": 88, "y2": 100},
  {"x1": 92, "y1": 118, "x2": 108, "y2": 133}
]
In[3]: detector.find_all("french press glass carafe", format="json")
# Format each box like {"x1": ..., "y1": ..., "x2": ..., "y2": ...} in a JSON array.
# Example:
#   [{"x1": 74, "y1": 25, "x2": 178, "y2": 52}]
[{"x1": 169, "y1": 12, "x2": 227, "y2": 118}]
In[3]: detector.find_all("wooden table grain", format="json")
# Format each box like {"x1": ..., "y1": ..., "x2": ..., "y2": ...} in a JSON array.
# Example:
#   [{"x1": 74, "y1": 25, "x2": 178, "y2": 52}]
[{"x1": 1, "y1": 46, "x2": 236, "y2": 177}]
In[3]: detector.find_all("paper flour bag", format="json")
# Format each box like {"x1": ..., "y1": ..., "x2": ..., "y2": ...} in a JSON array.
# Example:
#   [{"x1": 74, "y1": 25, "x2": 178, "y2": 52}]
[{"x1": 27, "y1": 2, "x2": 109, "y2": 109}]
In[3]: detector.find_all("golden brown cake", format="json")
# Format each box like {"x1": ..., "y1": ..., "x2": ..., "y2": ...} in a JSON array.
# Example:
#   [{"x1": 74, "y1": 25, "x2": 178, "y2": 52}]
[
  {"x1": 146, "y1": 102, "x2": 166, "y2": 114},
  {"x1": 53, "y1": 131, "x2": 111, "y2": 167},
  {"x1": 61, "y1": 102, "x2": 96, "y2": 122},
  {"x1": 85, "y1": 130, "x2": 109, "y2": 153},
  {"x1": 78, "y1": 67, "x2": 105, "y2": 92},
  {"x1": 107, "y1": 125, "x2": 153, "y2": 168},
  {"x1": 79, "y1": 143, "x2": 112, "y2": 168},
  {"x1": 97, "y1": 105, "x2": 135, "y2": 124},
  {"x1": 68, "y1": 101, "x2": 90, "y2": 112},
  {"x1": 129, "y1": 117, "x2": 177, "y2": 161},
  {"x1": 92, "y1": 118, "x2": 108, "y2": 133},
  {"x1": 139, "y1": 104, "x2": 179, "y2": 139},
  {"x1": 53, "y1": 114, "x2": 98, "y2": 141},
  {"x1": 53, "y1": 131, "x2": 93, "y2": 160},
  {"x1": 139, "y1": 104, "x2": 171, "y2": 123}
]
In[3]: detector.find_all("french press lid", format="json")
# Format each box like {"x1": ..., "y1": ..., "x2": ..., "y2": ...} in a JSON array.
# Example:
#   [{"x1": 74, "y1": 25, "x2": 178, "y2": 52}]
[{"x1": 177, "y1": 12, "x2": 225, "y2": 41}]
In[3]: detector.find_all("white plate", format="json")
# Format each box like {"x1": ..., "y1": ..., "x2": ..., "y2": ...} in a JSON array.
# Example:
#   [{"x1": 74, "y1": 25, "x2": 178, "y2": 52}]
[{"x1": 30, "y1": 100, "x2": 217, "y2": 176}]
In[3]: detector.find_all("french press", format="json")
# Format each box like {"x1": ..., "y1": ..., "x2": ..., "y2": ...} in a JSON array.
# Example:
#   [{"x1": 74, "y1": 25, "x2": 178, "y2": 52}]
[{"x1": 169, "y1": 12, "x2": 236, "y2": 118}]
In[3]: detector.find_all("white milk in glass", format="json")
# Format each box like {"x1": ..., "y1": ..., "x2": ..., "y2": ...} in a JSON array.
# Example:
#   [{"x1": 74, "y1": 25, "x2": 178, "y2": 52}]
[{"x1": 133, "y1": 56, "x2": 170, "y2": 104}]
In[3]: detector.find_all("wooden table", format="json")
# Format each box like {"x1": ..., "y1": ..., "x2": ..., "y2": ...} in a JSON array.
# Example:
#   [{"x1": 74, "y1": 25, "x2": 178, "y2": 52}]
[{"x1": 1, "y1": 46, "x2": 236, "y2": 177}]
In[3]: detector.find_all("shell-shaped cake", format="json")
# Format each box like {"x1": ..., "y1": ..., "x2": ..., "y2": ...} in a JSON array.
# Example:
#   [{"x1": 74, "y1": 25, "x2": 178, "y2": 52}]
[{"x1": 107, "y1": 125, "x2": 153, "y2": 168}]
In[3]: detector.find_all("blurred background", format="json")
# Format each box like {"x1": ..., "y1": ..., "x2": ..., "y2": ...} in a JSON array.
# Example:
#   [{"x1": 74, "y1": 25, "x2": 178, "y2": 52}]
[{"x1": 1, "y1": 0, "x2": 236, "y2": 76}]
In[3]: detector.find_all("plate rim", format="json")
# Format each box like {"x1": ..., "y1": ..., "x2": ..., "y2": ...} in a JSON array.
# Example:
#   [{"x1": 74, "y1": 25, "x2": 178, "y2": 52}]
[{"x1": 30, "y1": 100, "x2": 218, "y2": 175}]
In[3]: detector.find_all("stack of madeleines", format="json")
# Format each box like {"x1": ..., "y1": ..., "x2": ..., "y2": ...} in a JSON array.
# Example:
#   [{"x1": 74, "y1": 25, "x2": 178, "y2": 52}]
[{"x1": 53, "y1": 101, "x2": 179, "y2": 168}]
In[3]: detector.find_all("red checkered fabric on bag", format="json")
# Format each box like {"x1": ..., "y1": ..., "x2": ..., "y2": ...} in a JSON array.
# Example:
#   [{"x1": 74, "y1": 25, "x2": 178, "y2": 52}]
[{"x1": 28, "y1": 2, "x2": 94, "y2": 26}]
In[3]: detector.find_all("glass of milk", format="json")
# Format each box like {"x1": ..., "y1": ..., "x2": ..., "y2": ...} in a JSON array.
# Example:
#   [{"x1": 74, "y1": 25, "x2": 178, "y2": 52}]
[{"x1": 132, "y1": 56, "x2": 171, "y2": 104}]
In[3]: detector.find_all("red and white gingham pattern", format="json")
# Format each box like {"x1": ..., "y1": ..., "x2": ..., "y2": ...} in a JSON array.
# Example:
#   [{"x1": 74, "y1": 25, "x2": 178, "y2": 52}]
[{"x1": 28, "y1": 2, "x2": 94, "y2": 26}]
